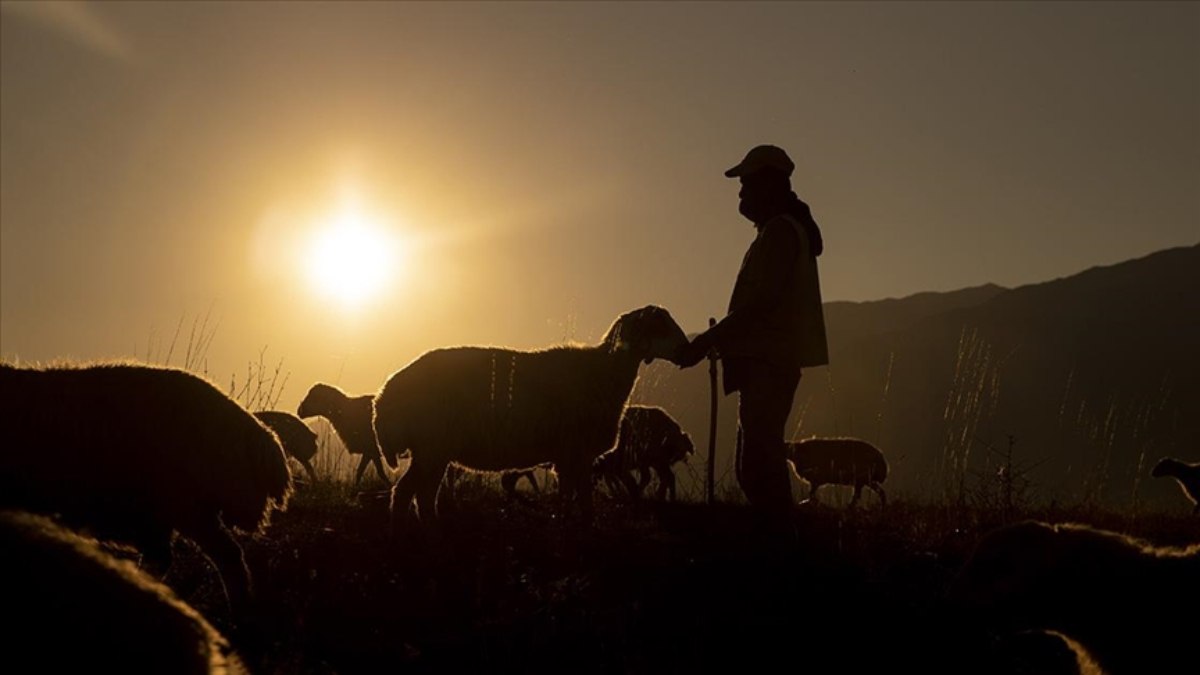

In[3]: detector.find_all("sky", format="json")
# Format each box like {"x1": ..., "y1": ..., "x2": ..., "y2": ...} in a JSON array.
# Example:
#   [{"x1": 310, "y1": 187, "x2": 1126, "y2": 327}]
[{"x1": 2, "y1": 1, "x2": 1197, "y2": 407}]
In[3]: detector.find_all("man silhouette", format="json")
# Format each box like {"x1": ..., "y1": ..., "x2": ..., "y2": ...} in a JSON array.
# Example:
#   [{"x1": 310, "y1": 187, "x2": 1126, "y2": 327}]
[{"x1": 676, "y1": 144, "x2": 829, "y2": 516}]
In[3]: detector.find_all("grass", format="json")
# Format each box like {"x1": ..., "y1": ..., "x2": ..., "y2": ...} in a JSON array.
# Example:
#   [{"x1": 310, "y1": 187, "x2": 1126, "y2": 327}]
[{"x1": 160, "y1": 479, "x2": 1199, "y2": 674}]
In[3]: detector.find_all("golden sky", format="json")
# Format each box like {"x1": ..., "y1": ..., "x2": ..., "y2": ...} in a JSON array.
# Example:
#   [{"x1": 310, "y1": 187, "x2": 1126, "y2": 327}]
[{"x1": 2, "y1": 1, "x2": 1197, "y2": 406}]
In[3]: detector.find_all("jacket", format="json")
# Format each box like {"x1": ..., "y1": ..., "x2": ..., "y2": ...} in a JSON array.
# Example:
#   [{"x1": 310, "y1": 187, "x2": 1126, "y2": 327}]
[{"x1": 710, "y1": 211, "x2": 829, "y2": 391}]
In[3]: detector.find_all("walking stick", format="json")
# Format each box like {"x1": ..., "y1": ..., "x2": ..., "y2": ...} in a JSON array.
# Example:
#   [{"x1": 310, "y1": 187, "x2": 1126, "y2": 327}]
[{"x1": 706, "y1": 317, "x2": 718, "y2": 504}]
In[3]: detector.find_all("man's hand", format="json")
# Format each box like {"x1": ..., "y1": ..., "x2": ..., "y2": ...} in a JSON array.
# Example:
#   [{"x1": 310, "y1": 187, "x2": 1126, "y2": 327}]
[{"x1": 674, "y1": 331, "x2": 715, "y2": 369}]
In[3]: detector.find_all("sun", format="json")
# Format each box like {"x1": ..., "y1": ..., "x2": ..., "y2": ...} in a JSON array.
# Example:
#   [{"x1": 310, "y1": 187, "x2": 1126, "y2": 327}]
[{"x1": 305, "y1": 205, "x2": 401, "y2": 310}]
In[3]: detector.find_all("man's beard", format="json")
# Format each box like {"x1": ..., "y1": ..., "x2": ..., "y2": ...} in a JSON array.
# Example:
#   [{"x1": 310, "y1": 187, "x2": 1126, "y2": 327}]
[
  {"x1": 738, "y1": 198, "x2": 759, "y2": 223},
  {"x1": 738, "y1": 196, "x2": 776, "y2": 224}
]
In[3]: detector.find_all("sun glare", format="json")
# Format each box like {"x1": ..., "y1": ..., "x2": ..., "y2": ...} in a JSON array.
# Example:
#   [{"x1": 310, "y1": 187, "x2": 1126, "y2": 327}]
[{"x1": 306, "y1": 206, "x2": 400, "y2": 310}]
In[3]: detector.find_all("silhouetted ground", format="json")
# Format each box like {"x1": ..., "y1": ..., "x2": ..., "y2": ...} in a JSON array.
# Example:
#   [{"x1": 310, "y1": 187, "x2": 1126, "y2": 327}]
[{"x1": 166, "y1": 481, "x2": 1199, "y2": 674}]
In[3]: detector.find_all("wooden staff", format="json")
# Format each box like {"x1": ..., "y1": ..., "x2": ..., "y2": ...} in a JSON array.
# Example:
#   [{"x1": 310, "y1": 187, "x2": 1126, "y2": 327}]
[{"x1": 706, "y1": 317, "x2": 718, "y2": 504}]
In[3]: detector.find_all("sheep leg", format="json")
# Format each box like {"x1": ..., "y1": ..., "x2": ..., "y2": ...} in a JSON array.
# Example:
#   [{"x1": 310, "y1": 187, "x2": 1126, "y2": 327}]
[
  {"x1": 850, "y1": 484, "x2": 864, "y2": 508},
  {"x1": 526, "y1": 471, "x2": 542, "y2": 495},
  {"x1": 870, "y1": 482, "x2": 887, "y2": 508},
  {"x1": 500, "y1": 470, "x2": 520, "y2": 499},
  {"x1": 181, "y1": 518, "x2": 252, "y2": 615},
  {"x1": 299, "y1": 458, "x2": 318, "y2": 483},
  {"x1": 415, "y1": 460, "x2": 451, "y2": 522},
  {"x1": 372, "y1": 457, "x2": 391, "y2": 484},
  {"x1": 602, "y1": 473, "x2": 624, "y2": 498},
  {"x1": 659, "y1": 465, "x2": 677, "y2": 501},
  {"x1": 622, "y1": 470, "x2": 644, "y2": 500},
  {"x1": 354, "y1": 455, "x2": 372, "y2": 485},
  {"x1": 595, "y1": 469, "x2": 617, "y2": 498},
  {"x1": 558, "y1": 463, "x2": 594, "y2": 522},
  {"x1": 390, "y1": 462, "x2": 423, "y2": 525},
  {"x1": 624, "y1": 466, "x2": 643, "y2": 497},
  {"x1": 648, "y1": 466, "x2": 665, "y2": 500}
]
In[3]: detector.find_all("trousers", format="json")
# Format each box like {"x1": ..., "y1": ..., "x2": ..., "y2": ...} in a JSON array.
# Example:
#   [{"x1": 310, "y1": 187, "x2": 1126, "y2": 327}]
[{"x1": 729, "y1": 358, "x2": 801, "y2": 515}]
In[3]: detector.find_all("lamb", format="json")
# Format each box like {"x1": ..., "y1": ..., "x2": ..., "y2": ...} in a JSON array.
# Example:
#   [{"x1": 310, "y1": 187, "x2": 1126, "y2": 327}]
[
  {"x1": 254, "y1": 410, "x2": 319, "y2": 482},
  {"x1": 594, "y1": 405, "x2": 694, "y2": 501},
  {"x1": 442, "y1": 463, "x2": 549, "y2": 502},
  {"x1": 297, "y1": 382, "x2": 391, "y2": 485},
  {"x1": 374, "y1": 305, "x2": 690, "y2": 522},
  {"x1": 1150, "y1": 457, "x2": 1199, "y2": 514},
  {"x1": 784, "y1": 437, "x2": 888, "y2": 507},
  {"x1": 0, "y1": 361, "x2": 293, "y2": 613},
  {"x1": 2, "y1": 510, "x2": 246, "y2": 674},
  {"x1": 950, "y1": 520, "x2": 1200, "y2": 675}
]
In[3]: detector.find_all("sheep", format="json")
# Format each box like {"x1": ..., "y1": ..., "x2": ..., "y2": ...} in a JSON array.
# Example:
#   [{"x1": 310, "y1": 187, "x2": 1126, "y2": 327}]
[
  {"x1": 1150, "y1": 457, "x2": 1199, "y2": 514},
  {"x1": 950, "y1": 520, "x2": 1200, "y2": 675},
  {"x1": 444, "y1": 462, "x2": 548, "y2": 499},
  {"x1": 0, "y1": 361, "x2": 293, "y2": 614},
  {"x1": 594, "y1": 405, "x2": 694, "y2": 501},
  {"x1": 297, "y1": 382, "x2": 391, "y2": 485},
  {"x1": 784, "y1": 437, "x2": 888, "y2": 507},
  {"x1": 374, "y1": 305, "x2": 690, "y2": 523},
  {"x1": 2, "y1": 510, "x2": 246, "y2": 674},
  {"x1": 254, "y1": 410, "x2": 319, "y2": 482}
]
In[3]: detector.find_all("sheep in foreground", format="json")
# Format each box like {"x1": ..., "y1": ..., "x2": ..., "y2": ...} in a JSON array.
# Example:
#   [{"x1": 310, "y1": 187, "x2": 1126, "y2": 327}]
[
  {"x1": 594, "y1": 405, "x2": 694, "y2": 501},
  {"x1": 374, "y1": 305, "x2": 690, "y2": 522},
  {"x1": 255, "y1": 410, "x2": 319, "y2": 482},
  {"x1": 950, "y1": 520, "x2": 1200, "y2": 674},
  {"x1": 2, "y1": 510, "x2": 246, "y2": 674},
  {"x1": 1150, "y1": 457, "x2": 1199, "y2": 514},
  {"x1": 785, "y1": 437, "x2": 888, "y2": 507},
  {"x1": 0, "y1": 361, "x2": 292, "y2": 613},
  {"x1": 297, "y1": 383, "x2": 391, "y2": 485}
]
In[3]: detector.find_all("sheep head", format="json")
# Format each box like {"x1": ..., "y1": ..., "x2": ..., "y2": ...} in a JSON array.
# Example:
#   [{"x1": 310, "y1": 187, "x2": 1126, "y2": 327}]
[
  {"x1": 592, "y1": 452, "x2": 620, "y2": 482},
  {"x1": 605, "y1": 305, "x2": 689, "y2": 365},
  {"x1": 1150, "y1": 457, "x2": 1179, "y2": 478},
  {"x1": 297, "y1": 383, "x2": 344, "y2": 419},
  {"x1": 677, "y1": 432, "x2": 696, "y2": 461}
]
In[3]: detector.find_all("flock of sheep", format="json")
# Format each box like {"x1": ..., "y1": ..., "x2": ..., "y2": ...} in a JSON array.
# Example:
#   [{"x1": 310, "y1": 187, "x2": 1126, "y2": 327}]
[{"x1": 1, "y1": 302, "x2": 1197, "y2": 673}]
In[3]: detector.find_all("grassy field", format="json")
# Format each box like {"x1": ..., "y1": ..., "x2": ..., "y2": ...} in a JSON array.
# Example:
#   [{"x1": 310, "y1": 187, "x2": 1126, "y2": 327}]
[{"x1": 159, "y1": 475, "x2": 1199, "y2": 675}]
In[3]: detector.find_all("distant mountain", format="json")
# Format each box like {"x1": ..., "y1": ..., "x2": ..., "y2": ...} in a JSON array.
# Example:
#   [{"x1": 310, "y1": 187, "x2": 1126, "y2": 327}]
[
  {"x1": 822, "y1": 283, "x2": 1007, "y2": 338},
  {"x1": 633, "y1": 244, "x2": 1200, "y2": 510}
]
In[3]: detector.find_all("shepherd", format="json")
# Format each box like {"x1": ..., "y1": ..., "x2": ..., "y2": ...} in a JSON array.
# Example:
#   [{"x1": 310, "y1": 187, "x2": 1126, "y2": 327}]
[{"x1": 676, "y1": 144, "x2": 829, "y2": 519}]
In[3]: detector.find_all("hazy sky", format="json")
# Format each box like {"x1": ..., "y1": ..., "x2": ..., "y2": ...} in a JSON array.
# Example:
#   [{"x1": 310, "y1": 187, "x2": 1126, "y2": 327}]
[{"x1": 2, "y1": 1, "x2": 1197, "y2": 405}]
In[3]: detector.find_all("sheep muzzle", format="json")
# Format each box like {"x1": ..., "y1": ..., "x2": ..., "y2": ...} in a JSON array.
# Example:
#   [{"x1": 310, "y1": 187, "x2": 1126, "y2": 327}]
[{"x1": 609, "y1": 306, "x2": 689, "y2": 364}]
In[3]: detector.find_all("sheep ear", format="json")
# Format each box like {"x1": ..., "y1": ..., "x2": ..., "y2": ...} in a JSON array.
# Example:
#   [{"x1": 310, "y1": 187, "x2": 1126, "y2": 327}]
[
  {"x1": 610, "y1": 334, "x2": 629, "y2": 354},
  {"x1": 610, "y1": 321, "x2": 632, "y2": 353}
]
